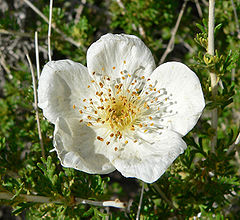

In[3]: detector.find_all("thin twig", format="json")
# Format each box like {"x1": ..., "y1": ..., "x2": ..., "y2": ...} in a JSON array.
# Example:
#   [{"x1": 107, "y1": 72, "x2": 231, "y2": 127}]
[
  {"x1": 0, "y1": 29, "x2": 32, "y2": 38},
  {"x1": 26, "y1": 54, "x2": 46, "y2": 159},
  {"x1": 0, "y1": 192, "x2": 126, "y2": 208},
  {"x1": 179, "y1": 36, "x2": 194, "y2": 53},
  {"x1": 201, "y1": 0, "x2": 209, "y2": 6},
  {"x1": 208, "y1": 0, "x2": 217, "y2": 153},
  {"x1": 153, "y1": 183, "x2": 176, "y2": 211},
  {"x1": 231, "y1": 0, "x2": 240, "y2": 38},
  {"x1": 227, "y1": 130, "x2": 240, "y2": 155},
  {"x1": 159, "y1": 0, "x2": 188, "y2": 64},
  {"x1": 0, "y1": 51, "x2": 13, "y2": 79},
  {"x1": 48, "y1": 0, "x2": 53, "y2": 61},
  {"x1": 22, "y1": 0, "x2": 82, "y2": 48},
  {"x1": 195, "y1": 0, "x2": 203, "y2": 17},
  {"x1": 116, "y1": 0, "x2": 125, "y2": 10},
  {"x1": 74, "y1": 0, "x2": 86, "y2": 24},
  {"x1": 116, "y1": 0, "x2": 146, "y2": 38},
  {"x1": 136, "y1": 182, "x2": 144, "y2": 220},
  {"x1": 153, "y1": 183, "x2": 183, "y2": 220},
  {"x1": 35, "y1": 32, "x2": 40, "y2": 80},
  {"x1": 231, "y1": 68, "x2": 236, "y2": 82}
]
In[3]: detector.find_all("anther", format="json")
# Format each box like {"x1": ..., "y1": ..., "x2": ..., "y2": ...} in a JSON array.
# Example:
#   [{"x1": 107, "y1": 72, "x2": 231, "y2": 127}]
[
  {"x1": 73, "y1": 105, "x2": 76, "y2": 109},
  {"x1": 99, "y1": 82, "x2": 104, "y2": 88},
  {"x1": 97, "y1": 136, "x2": 104, "y2": 141}
]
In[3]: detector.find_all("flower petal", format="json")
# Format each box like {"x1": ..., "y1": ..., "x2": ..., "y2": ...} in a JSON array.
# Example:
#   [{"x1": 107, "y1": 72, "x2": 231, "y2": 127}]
[
  {"x1": 150, "y1": 62, "x2": 205, "y2": 136},
  {"x1": 38, "y1": 60, "x2": 95, "y2": 124},
  {"x1": 54, "y1": 117, "x2": 115, "y2": 174},
  {"x1": 87, "y1": 33, "x2": 156, "y2": 79},
  {"x1": 109, "y1": 130, "x2": 187, "y2": 183}
]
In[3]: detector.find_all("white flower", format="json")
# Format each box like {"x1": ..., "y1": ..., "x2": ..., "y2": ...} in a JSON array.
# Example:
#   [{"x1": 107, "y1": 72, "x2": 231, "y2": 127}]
[{"x1": 38, "y1": 34, "x2": 205, "y2": 183}]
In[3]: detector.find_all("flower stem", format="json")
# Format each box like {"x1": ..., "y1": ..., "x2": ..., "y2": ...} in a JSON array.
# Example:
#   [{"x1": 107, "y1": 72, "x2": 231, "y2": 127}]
[
  {"x1": 48, "y1": 0, "x2": 53, "y2": 61},
  {"x1": 136, "y1": 182, "x2": 144, "y2": 220},
  {"x1": 159, "y1": 0, "x2": 188, "y2": 64},
  {"x1": 26, "y1": 54, "x2": 46, "y2": 159},
  {"x1": 208, "y1": 0, "x2": 217, "y2": 153}
]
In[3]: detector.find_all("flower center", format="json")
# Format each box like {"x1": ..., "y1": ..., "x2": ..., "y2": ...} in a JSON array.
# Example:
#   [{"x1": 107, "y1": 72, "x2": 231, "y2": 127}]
[
  {"x1": 72, "y1": 64, "x2": 177, "y2": 150},
  {"x1": 102, "y1": 93, "x2": 140, "y2": 133}
]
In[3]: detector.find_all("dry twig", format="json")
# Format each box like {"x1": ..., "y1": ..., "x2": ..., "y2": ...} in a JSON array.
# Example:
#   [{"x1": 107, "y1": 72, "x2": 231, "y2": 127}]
[
  {"x1": 231, "y1": 0, "x2": 240, "y2": 38},
  {"x1": 153, "y1": 183, "x2": 183, "y2": 220},
  {"x1": 208, "y1": 0, "x2": 218, "y2": 153},
  {"x1": 22, "y1": 0, "x2": 82, "y2": 48},
  {"x1": 0, "y1": 29, "x2": 32, "y2": 38},
  {"x1": 48, "y1": 0, "x2": 53, "y2": 61},
  {"x1": 195, "y1": 0, "x2": 203, "y2": 17},
  {"x1": 26, "y1": 54, "x2": 46, "y2": 159},
  {"x1": 0, "y1": 51, "x2": 13, "y2": 79},
  {"x1": 159, "y1": 0, "x2": 188, "y2": 64},
  {"x1": 0, "y1": 192, "x2": 126, "y2": 208},
  {"x1": 35, "y1": 32, "x2": 41, "y2": 80},
  {"x1": 116, "y1": 0, "x2": 146, "y2": 38},
  {"x1": 74, "y1": 0, "x2": 86, "y2": 24},
  {"x1": 136, "y1": 182, "x2": 144, "y2": 220}
]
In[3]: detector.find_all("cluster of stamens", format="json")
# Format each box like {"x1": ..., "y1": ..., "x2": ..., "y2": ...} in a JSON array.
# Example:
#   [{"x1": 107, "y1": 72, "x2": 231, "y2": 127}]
[{"x1": 72, "y1": 61, "x2": 177, "y2": 151}]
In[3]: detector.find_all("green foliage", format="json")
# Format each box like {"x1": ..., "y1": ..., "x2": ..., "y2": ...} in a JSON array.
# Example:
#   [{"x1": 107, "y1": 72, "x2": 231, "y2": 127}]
[{"x1": 0, "y1": 0, "x2": 239, "y2": 219}]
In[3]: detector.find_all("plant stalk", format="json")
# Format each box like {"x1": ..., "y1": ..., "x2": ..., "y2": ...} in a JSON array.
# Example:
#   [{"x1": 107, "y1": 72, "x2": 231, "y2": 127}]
[{"x1": 208, "y1": 0, "x2": 217, "y2": 153}]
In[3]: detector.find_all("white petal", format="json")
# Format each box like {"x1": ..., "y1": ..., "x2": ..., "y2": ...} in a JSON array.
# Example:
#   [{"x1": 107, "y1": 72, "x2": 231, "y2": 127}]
[
  {"x1": 150, "y1": 62, "x2": 205, "y2": 136},
  {"x1": 87, "y1": 33, "x2": 156, "y2": 79},
  {"x1": 38, "y1": 60, "x2": 95, "y2": 124},
  {"x1": 54, "y1": 117, "x2": 115, "y2": 174},
  {"x1": 109, "y1": 130, "x2": 187, "y2": 183}
]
